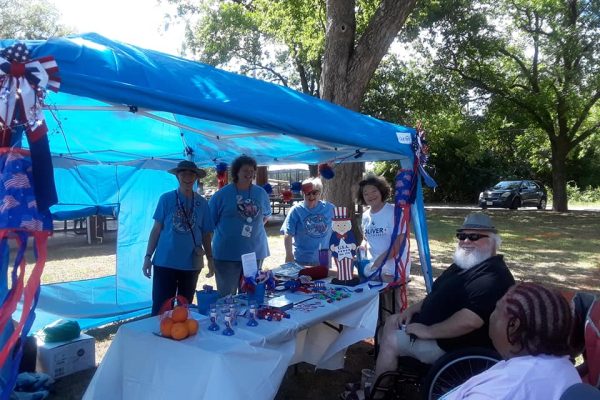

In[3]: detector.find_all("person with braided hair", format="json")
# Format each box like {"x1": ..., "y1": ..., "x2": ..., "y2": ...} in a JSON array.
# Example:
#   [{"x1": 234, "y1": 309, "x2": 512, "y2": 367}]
[{"x1": 441, "y1": 282, "x2": 581, "y2": 400}]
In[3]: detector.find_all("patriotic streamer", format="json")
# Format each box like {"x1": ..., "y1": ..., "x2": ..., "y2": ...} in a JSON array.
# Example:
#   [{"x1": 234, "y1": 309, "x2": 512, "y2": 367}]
[
  {"x1": 0, "y1": 41, "x2": 59, "y2": 400},
  {"x1": 365, "y1": 170, "x2": 414, "y2": 310},
  {"x1": 0, "y1": 149, "x2": 53, "y2": 400},
  {"x1": 413, "y1": 122, "x2": 437, "y2": 189}
]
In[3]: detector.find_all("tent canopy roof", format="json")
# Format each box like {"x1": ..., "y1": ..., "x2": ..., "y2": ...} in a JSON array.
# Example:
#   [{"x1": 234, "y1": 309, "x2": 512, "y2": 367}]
[{"x1": 2, "y1": 33, "x2": 415, "y2": 167}]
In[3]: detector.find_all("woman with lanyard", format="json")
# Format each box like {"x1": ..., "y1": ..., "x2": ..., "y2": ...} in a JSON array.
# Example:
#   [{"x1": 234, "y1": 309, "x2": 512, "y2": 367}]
[
  {"x1": 142, "y1": 160, "x2": 215, "y2": 316},
  {"x1": 281, "y1": 177, "x2": 335, "y2": 266},
  {"x1": 209, "y1": 155, "x2": 272, "y2": 296}
]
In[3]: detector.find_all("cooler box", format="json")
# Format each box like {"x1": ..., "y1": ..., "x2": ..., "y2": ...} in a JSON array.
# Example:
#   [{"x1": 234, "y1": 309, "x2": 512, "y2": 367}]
[{"x1": 36, "y1": 334, "x2": 95, "y2": 379}]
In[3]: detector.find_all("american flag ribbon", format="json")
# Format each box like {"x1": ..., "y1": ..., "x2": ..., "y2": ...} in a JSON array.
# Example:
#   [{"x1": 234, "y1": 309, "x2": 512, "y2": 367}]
[
  {"x1": 20, "y1": 219, "x2": 43, "y2": 231},
  {"x1": 0, "y1": 195, "x2": 20, "y2": 213},
  {"x1": 4, "y1": 173, "x2": 31, "y2": 189}
]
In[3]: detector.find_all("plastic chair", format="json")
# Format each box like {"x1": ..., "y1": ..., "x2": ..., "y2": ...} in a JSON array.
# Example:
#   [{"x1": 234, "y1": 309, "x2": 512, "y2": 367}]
[{"x1": 560, "y1": 383, "x2": 600, "y2": 400}]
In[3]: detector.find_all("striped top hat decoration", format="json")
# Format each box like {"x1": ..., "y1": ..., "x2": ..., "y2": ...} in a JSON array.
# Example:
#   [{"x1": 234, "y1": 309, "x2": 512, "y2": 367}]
[{"x1": 333, "y1": 206, "x2": 348, "y2": 220}]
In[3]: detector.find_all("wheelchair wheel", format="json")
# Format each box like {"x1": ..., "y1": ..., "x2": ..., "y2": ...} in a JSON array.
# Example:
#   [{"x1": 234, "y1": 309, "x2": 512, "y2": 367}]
[{"x1": 422, "y1": 347, "x2": 501, "y2": 400}]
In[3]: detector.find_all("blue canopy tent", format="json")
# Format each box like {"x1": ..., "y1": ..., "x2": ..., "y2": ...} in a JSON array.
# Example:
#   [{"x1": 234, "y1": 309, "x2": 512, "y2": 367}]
[{"x1": 1, "y1": 33, "x2": 433, "y2": 331}]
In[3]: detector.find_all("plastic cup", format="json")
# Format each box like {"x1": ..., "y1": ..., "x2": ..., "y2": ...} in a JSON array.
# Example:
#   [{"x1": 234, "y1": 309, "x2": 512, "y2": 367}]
[
  {"x1": 249, "y1": 283, "x2": 266, "y2": 305},
  {"x1": 361, "y1": 368, "x2": 375, "y2": 390},
  {"x1": 318, "y1": 249, "x2": 330, "y2": 268}
]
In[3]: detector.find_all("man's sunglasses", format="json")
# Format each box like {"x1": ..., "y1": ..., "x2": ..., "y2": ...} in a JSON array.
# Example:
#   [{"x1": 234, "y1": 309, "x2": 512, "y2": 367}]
[
  {"x1": 305, "y1": 190, "x2": 320, "y2": 196},
  {"x1": 456, "y1": 233, "x2": 489, "y2": 241}
]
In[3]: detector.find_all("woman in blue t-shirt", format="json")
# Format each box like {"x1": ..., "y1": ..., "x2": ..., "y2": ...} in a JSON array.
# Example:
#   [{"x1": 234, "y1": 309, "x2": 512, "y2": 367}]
[
  {"x1": 208, "y1": 155, "x2": 272, "y2": 296},
  {"x1": 142, "y1": 161, "x2": 215, "y2": 316},
  {"x1": 281, "y1": 177, "x2": 335, "y2": 266}
]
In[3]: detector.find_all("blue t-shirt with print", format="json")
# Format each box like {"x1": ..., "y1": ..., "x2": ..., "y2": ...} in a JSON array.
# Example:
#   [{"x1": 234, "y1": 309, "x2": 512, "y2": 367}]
[
  {"x1": 209, "y1": 183, "x2": 272, "y2": 261},
  {"x1": 281, "y1": 201, "x2": 334, "y2": 265},
  {"x1": 152, "y1": 190, "x2": 214, "y2": 270}
]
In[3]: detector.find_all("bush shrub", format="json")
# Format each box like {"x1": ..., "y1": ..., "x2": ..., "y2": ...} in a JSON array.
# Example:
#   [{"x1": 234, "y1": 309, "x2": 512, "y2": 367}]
[{"x1": 565, "y1": 181, "x2": 600, "y2": 203}]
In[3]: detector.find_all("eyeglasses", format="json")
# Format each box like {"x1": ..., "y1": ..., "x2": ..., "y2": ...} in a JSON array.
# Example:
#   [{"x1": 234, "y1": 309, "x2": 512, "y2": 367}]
[
  {"x1": 456, "y1": 233, "x2": 489, "y2": 241},
  {"x1": 305, "y1": 190, "x2": 320, "y2": 196}
]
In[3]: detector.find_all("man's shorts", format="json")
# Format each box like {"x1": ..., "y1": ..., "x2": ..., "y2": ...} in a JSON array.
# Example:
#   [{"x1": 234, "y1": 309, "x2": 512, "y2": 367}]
[{"x1": 396, "y1": 328, "x2": 446, "y2": 364}]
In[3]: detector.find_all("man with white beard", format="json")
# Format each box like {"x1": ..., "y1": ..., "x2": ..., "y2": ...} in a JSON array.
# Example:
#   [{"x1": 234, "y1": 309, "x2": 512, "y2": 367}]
[{"x1": 370, "y1": 213, "x2": 515, "y2": 392}]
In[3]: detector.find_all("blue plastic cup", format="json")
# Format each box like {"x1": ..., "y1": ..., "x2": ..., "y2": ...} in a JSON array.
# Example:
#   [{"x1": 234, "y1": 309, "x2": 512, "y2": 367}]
[
  {"x1": 196, "y1": 290, "x2": 219, "y2": 315},
  {"x1": 248, "y1": 282, "x2": 266, "y2": 305},
  {"x1": 318, "y1": 249, "x2": 330, "y2": 268}
]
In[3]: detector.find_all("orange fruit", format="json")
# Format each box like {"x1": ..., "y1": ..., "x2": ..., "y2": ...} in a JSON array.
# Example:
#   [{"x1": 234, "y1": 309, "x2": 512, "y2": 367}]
[
  {"x1": 171, "y1": 322, "x2": 189, "y2": 340},
  {"x1": 160, "y1": 317, "x2": 174, "y2": 337},
  {"x1": 171, "y1": 306, "x2": 188, "y2": 323},
  {"x1": 186, "y1": 318, "x2": 199, "y2": 335}
]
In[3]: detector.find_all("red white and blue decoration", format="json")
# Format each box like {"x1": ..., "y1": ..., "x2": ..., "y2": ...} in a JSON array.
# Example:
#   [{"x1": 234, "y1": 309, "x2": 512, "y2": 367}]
[
  {"x1": 329, "y1": 207, "x2": 359, "y2": 286},
  {"x1": 262, "y1": 183, "x2": 273, "y2": 195},
  {"x1": 0, "y1": 42, "x2": 59, "y2": 399},
  {"x1": 318, "y1": 162, "x2": 334, "y2": 180},
  {"x1": 290, "y1": 181, "x2": 302, "y2": 194},
  {"x1": 240, "y1": 270, "x2": 275, "y2": 295},
  {"x1": 364, "y1": 124, "x2": 436, "y2": 310},
  {"x1": 412, "y1": 121, "x2": 436, "y2": 189},
  {"x1": 215, "y1": 162, "x2": 228, "y2": 189}
]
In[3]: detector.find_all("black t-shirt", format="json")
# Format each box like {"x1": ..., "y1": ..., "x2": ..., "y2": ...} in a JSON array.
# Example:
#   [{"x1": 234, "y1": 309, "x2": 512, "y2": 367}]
[{"x1": 412, "y1": 255, "x2": 515, "y2": 352}]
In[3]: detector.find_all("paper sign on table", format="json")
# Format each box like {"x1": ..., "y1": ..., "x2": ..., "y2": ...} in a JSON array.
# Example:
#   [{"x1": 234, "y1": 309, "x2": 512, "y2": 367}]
[{"x1": 241, "y1": 252, "x2": 258, "y2": 278}]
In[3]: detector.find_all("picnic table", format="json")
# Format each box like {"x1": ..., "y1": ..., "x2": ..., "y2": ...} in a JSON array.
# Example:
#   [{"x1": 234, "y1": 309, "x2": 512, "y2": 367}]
[{"x1": 270, "y1": 195, "x2": 302, "y2": 216}]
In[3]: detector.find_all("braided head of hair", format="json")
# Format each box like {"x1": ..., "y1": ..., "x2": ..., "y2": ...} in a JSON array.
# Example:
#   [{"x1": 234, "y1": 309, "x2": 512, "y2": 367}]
[{"x1": 502, "y1": 282, "x2": 573, "y2": 357}]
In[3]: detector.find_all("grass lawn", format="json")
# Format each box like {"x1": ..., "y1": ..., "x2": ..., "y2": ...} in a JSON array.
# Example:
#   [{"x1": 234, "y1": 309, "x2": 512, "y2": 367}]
[{"x1": 31, "y1": 208, "x2": 600, "y2": 399}]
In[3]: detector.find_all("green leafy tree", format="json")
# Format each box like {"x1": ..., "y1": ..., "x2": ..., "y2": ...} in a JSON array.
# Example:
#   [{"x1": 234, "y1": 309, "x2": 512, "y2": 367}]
[
  {"x1": 0, "y1": 0, "x2": 71, "y2": 39},
  {"x1": 363, "y1": 55, "x2": 502, "y2": 202},
  {"x1": 166, "y1": 0, "x2": 419, "y2": 223},
  {"x1": 421, "y1": 0, "x2": 600, "y2": 211},
  {"x1": 166, "y1": 0, "x2": 325, "y2": 94}
]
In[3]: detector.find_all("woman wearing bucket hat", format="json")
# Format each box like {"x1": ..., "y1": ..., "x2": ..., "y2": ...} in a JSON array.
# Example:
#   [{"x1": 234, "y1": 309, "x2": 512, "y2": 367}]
[
  {"x1": 142, "y1": 160, "x2": 215, "y2": 316},
  {"x1": 208, "y1": 155, "x2": 272, "y2": 296}
]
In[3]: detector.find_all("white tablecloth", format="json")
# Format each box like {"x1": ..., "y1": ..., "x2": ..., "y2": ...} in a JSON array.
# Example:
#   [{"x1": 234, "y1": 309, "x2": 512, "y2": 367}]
[{"x1": 83, "y1": 285, "x2": 379, "y2": 400}]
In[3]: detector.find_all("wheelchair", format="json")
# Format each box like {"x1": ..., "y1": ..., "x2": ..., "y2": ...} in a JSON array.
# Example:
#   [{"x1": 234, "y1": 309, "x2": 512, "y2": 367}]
[{"x1": 366, "y1": 347, "x2": 501, "y2": 400}]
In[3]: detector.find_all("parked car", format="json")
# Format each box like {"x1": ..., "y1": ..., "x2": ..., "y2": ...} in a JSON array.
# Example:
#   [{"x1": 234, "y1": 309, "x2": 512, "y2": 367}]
[{"x1": 479, "y1": 180, "x2": 547, "y2": 210}]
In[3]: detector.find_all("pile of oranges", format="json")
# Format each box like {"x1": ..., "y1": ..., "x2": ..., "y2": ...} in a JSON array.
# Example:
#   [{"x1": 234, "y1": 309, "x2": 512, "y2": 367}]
[{"x1": 159, "y1": 305, "x2": 199, "y2": 340}]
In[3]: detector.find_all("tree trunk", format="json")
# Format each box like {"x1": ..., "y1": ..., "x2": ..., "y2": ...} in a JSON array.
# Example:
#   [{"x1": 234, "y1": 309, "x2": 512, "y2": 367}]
[
  {"x1": 255, "y1": 166, "x2": 268, "y2": 186},
  {"x1": 319, "y1": 0, "x2": 417, "y2": 238},
  {"x1": 550, "y1": 139, "x2": 569, "y2": 212}
]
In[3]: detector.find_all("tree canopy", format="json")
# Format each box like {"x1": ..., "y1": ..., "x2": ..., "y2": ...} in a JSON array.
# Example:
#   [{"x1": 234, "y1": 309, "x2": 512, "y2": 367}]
[
  {"x1": 166, "y1": 0, "x2": 327, "y2": 94},
  {"x1": 163, "y1": 0, "x2": 600, "y2": 211},
  {"x1": 0, "y1": 0, "x2": 71, "y2": 39},
  {"x1": 418, "y1": 0, "x2": 600, "y2": 210}
]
